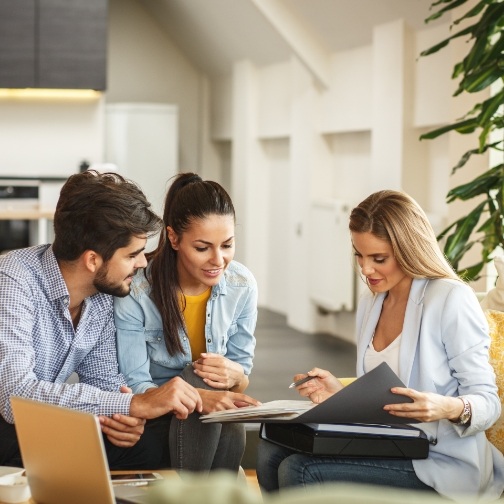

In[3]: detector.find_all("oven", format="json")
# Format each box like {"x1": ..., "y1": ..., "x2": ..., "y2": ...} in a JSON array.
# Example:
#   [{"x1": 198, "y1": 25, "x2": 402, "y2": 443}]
[{"x1": 0, "y1": 181, "x2": 39, "y2": 254}]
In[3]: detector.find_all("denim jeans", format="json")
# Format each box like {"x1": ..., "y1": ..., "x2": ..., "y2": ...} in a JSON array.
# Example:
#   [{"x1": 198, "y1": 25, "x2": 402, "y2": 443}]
[
  {"x1": 256, "y1": 439, "x2": 436, "y2": 493},
  {"x1": 169, "y1": 365, "x2": 246, "y2": 472}
]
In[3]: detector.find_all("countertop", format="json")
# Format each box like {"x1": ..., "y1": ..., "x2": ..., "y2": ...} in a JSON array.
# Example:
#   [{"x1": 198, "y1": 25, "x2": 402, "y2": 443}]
[{"x1": 0, "y1": 209, "x2": 54, "y2": 220}]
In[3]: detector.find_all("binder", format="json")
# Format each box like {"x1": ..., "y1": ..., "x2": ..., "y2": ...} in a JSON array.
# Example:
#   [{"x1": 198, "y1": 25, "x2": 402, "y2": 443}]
[{"x1": 260, "y1": 422, "x2": 430, "y2": 459}]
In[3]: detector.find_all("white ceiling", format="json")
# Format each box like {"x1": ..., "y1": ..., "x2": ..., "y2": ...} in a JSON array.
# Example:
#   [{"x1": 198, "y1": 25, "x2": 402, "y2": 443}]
[{"x1": 139, "y1": 0, "x2": 442, "y2": 77}]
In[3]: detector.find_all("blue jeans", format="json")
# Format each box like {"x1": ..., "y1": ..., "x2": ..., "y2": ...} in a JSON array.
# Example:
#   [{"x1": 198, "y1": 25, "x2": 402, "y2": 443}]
[{"x1": 256, "y1": 439, "x2": 436, "y2": 493}]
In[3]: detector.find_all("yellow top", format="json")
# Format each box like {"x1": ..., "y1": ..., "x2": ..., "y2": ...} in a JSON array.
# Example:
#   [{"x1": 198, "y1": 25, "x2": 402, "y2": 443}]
[{"x1": 181, "y1": 288, "x2": 211, "y2": 360}]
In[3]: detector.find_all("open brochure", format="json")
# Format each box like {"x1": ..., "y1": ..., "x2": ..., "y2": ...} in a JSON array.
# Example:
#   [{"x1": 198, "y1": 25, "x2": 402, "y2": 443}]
[
  {"x1": 201, "y1": 400, "x2": 315, "y2": 422},
  {"x1": 201, "y1": 362, "x2": 419, "y2": 425}
]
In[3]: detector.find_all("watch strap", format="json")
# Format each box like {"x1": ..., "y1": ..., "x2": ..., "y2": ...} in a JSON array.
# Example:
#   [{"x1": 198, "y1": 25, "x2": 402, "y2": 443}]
[{"x1": 455, "y1": 396, "x2": 471, "y2": 426}]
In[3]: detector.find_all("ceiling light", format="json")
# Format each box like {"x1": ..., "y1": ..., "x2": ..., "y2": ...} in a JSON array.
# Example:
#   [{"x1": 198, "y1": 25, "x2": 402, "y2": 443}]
[{"x1": 0, "y1": 89, "x2": 102, "y2": 100}]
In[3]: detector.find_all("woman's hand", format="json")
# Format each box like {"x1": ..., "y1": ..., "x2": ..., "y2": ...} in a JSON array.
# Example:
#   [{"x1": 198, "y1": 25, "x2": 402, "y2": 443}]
[
  {"x1": 293, "y1": 368, "x2": 344, "y2": 404},
  {"x1": 384, "y1": 387, "x2": 465, "y2": 423},
  {"x1": 198, "y1": 389, "x2": 261, "y2": 414},
  {"x1": 193, "y1": 353, "x2": 247, "y2": 391}
]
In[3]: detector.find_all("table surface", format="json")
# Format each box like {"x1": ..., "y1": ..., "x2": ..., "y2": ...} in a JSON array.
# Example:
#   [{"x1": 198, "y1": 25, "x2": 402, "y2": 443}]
[{"x1": 0, "y1": 470, "x2": 178, "y2": 504}]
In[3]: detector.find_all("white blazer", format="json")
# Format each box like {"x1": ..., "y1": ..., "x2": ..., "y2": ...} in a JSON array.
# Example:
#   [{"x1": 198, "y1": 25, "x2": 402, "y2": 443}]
[{"x1": 356, "y1": 278, "x2": 504, "y2": 501}]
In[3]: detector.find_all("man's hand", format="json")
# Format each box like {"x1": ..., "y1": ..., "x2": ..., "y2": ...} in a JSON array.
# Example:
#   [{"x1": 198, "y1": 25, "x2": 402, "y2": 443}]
[
  {"x1": 198, "y1": 389, "x2": 261, "y2": 414},
  {"x1": 192, "y1": 353, "x2": 247, "y2": 391},
  {"x1": 99, "y1": 385, "x2": 146, "y2": 447},
  {"x1": 129, "y1": 376, "x2": 203, "y2": 420},
  {"x1": 98, "y1": 414, "x2": 146, "y2": 448}
]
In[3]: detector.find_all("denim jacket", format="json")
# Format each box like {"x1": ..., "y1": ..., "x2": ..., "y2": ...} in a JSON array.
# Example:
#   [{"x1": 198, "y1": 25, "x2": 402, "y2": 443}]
[{"x1": 114, "y1": 260, "x2": 258, "y2": 393}]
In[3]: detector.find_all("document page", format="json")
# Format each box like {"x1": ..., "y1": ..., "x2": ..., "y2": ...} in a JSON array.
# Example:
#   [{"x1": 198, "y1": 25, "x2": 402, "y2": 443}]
[{"x1": 201, "y1": 400, "x2": 315, "y2": 423}]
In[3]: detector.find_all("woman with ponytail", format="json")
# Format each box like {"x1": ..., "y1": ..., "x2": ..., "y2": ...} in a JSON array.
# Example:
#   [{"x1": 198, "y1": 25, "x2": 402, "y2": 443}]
[{"x1": 114, "y1": 173, "x2": 259, "y2": 472}]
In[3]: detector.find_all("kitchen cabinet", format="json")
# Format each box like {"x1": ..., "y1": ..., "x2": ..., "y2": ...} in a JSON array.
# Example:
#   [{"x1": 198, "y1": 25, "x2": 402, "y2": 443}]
[
  {"x1": 0, "y1": 0, "x2": 107, "y2": 90},
  {"x1": 0, "y1": 0, "x2": 36, "y2": 88}
]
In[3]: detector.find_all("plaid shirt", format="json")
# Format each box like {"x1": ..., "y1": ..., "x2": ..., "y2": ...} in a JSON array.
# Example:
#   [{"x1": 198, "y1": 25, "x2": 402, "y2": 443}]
[{"x1": 0, "y1": 244, "x2": 131, "y2": 423}]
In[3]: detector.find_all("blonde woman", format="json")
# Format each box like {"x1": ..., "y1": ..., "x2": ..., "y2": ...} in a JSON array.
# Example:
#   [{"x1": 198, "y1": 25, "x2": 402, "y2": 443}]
[{"x1": 257, "y1": 190, "x2": 504, "y2": 501}]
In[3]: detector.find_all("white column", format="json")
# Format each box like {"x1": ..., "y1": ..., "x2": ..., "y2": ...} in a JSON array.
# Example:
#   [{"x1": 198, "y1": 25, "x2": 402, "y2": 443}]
[
  {"x1": 231, "y1": 60, "x2": 269, "y2": 302},
  {"x1": 285, "y1": 57, "x2": 318, "y2": 332},
  {"x1": 370, "y1": 20, "x2": 414, "y2": 192}
]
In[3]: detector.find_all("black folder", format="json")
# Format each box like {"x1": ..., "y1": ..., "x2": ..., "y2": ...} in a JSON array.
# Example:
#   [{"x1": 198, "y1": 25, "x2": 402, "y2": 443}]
[{"x1": 260, "y1": 422, "x2": 429, "y2": 459}]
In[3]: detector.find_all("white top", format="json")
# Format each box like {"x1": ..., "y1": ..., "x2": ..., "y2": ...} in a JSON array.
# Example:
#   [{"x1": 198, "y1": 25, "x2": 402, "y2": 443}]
[{"x1": 364, "y1": 333, "x2": 401, "y2": 375}]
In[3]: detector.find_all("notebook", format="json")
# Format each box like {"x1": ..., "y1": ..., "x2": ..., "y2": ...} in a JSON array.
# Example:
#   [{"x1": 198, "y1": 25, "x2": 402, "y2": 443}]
[{"x1": 10, "y1": 396, "x2": 153, "y2": 504}]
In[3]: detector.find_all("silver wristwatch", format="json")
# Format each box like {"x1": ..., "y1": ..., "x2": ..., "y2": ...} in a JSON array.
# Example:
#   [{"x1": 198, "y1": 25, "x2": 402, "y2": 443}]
[{"x1": 455, "y1": 396, "x2": 472, "y2": 426}]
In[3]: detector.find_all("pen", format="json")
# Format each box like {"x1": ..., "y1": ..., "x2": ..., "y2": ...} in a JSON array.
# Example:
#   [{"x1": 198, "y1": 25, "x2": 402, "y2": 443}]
[{"x1": 289, "y1": 375, "x2": 317, "y2": 389}]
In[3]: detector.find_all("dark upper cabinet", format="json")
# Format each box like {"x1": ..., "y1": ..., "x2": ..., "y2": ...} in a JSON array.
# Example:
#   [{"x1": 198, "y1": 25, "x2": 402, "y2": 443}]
[
  {"x1": 38, "y1": 0, "x2": 107, "y2": 89},
  {"x1": 0, "y1": 0, "x2": 107, "y2": 90},
  {"x1": 0, "y1": 0, "x2": 36, "y2": 88}
]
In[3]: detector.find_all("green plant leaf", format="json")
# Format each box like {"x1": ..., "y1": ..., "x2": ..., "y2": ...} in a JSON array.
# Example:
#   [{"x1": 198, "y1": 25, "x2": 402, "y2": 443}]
[
  {"x1": 447, "y1": 168, "x2": 502, "y2": 201},
  {"x1": 477, "y1": 90, "x2": 504, "y2": 125},
  {"x1": 420, "y1": 118, "x2": 479, "y2": 139},
  {"x1": 463, "y1": 31, "x2": 491, "y2": 74},
  {"x1": 424, "y1": 0, "x2": 504, "y2": 278},
  {"x1": 425, "y1": 0, "x2": 472, "y2": 23},
  {"x1": 419, "y1": 25, "x2": 475, "y2": 57},
  {"x1": 452, "y1": 61, "x2": 465, "y2": 79},
  {"x1": 442, "y1": 202, "x2": 486, "y2": 259},
  {"x1": 452, "y1": 1, "x2": 489, "y2": 25},
  {"x1": 478, "y1": 123, "x2": 492, "y2": 151},
  {"x1": 451, "y1": 142, "x2": 503, "y2": 173},
  {"x1": 458, "y1": 261, "x2": 485, "y2": 281},
  {"x1": 460, "y1": 64, "x2": 503, "y2": 93}
]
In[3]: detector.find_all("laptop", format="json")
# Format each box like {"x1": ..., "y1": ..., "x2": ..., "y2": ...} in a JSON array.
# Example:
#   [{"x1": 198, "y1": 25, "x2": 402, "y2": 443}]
[{"x1": 10, "y1": 396, "x2": 154, "y2": 504}]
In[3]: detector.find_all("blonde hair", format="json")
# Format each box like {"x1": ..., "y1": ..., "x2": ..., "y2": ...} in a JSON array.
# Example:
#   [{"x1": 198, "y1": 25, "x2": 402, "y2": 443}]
[{"x1": 349, "y1": 190, "x2": 459, "y2": 280}]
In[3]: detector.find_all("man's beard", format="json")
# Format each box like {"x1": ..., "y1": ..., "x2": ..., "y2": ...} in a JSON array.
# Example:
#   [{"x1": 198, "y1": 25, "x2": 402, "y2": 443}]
[{"x1": 93, "y1": 264, "x2": 135, "y2": 298}]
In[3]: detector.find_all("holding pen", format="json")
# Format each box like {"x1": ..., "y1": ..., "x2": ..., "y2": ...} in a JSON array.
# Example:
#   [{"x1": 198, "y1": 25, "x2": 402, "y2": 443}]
[
  {"x1": 288, "y1": 368, "x2": 344, "y2": 403},
  {"x1": 288, "y1": 375, "x2": 317, "y2": 389}
]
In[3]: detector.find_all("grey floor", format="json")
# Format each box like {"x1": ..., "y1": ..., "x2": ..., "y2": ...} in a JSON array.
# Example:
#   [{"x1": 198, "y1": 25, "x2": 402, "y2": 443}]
[
  {"x1": 246, "y1": 307, "x2": 357, "y2": 403},
  {"x1": 241, "y1": 307, "x2": 357, "y2": 468}
]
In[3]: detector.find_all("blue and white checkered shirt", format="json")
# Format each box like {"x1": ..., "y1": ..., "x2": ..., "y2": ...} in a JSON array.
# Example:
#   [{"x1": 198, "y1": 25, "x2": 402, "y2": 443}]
[{"x1": 0, "y1": 244, "x2": 131, "y2": 423}]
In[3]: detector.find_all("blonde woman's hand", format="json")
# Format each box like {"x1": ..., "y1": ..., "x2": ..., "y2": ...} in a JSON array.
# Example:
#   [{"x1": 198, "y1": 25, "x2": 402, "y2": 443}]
[
  {"x1": 193, "y1": 353, "x2": 247, "y2": 391},
  {"x1": 293, "y1": 368, "x2": 344, "y2": 404},
  {"x1": 384, "y1": 387, "x2": 466, "y2": 423}
]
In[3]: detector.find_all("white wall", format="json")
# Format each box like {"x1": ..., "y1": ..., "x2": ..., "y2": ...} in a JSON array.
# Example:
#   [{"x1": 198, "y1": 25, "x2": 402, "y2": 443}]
[
  {"x1": 0, "y1": 0, "x2": 203, "y2": 183},
  {"x1": 208, "y1": 17, "x2": 488, "y2": 343},
  {"x1": 0, "y1": 3, "x2": 488, "y2": 342},
  {"x1": 0, "y1": 98, "x2": 104, "y2": 177},
  {"x1": 107, "y1": 0, "x2": 203, "y2": 174}
]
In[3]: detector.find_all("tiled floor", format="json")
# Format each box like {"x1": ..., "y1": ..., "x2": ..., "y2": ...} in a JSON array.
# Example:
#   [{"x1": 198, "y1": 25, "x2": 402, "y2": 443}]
[
  {"x1": 246, "y1": 307, "x2": 357, "y2": 403},
  {"x1": 241, "y1": 307, "x2": 357, "y2": 469}
]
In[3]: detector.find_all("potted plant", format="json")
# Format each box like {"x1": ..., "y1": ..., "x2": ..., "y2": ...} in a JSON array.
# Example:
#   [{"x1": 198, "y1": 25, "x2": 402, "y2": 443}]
[{"x1": 420, "y1": 0, "x2": 503, "y2": 280}]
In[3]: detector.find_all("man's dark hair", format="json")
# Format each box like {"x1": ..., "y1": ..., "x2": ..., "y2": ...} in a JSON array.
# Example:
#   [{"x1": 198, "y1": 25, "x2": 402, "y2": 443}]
[{"x1": 52, "y1": 170, "x2": 163, "y2": 262}]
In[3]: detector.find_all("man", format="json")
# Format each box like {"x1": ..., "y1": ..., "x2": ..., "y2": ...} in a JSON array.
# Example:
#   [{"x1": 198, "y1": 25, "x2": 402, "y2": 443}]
[{"x1": 0, "y1": 171, "x2": 202, "y2": 469}]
